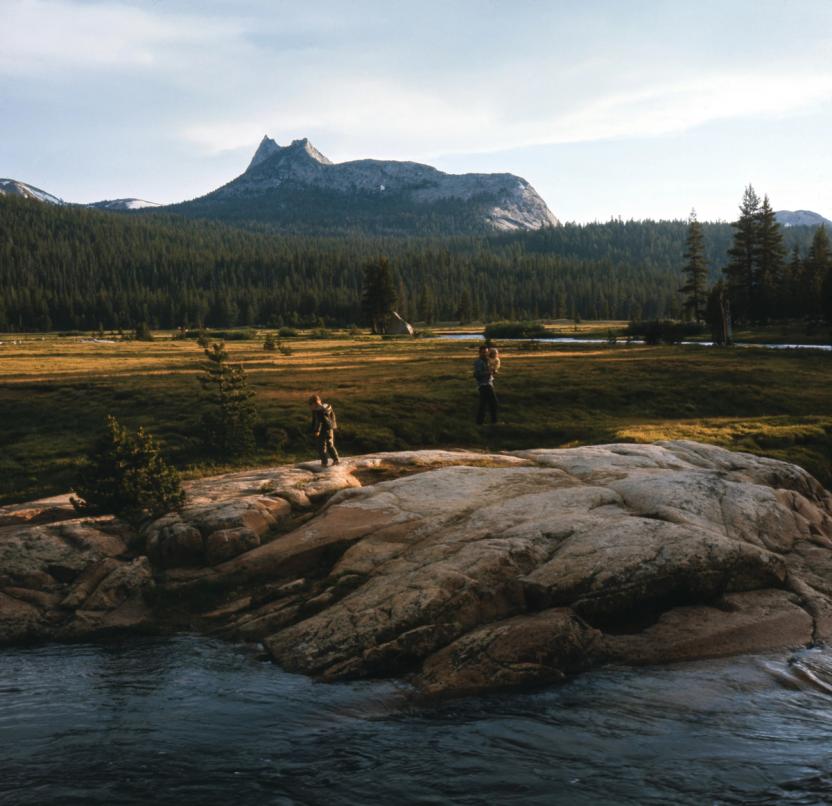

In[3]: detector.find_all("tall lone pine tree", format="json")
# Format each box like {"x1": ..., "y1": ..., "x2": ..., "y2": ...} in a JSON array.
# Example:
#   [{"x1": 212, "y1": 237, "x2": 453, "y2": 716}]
[
  {"x1": 199, "y1": 342, "x2": 257, "y2": 458},
  {"x1": 680, "y1": 209, "x2": 708, "y2": 323},
  {"x1": 754, "y1": 195, "x2": 786, "y2": 322},
  {"x1": 725, "y1": 185, "x2": 760, "y2": 323}
]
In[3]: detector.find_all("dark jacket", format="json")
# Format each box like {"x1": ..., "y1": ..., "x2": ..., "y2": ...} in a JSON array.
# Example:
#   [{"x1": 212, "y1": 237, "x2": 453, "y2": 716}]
[
  {"x1": 311, "y1": 403, "x2": 336, "y2": 435},
  {"x1": 473, "y1": 357, "x2": 493, "y2": 386}
]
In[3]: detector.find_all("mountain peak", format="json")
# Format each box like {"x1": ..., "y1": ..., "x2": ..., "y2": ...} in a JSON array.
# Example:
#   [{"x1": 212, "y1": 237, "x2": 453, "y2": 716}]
[
  {"x1": 187, "y1": 139, "x2": 558, "y2": 233},
  {"x1": 246, "y1": 135, "x2": 281, "y2": 171},
  {"x1": 286, "y1": 137, "x2": 332, "y2": 165}
]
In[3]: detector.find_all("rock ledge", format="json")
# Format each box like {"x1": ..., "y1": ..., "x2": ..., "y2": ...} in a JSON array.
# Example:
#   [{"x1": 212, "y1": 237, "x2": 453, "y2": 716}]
[{"x1": 2, "y1": 442, "x2": 831, "y2": 696}]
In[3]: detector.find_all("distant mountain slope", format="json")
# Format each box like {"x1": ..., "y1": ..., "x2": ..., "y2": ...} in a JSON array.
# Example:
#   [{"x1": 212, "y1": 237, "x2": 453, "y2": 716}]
[
  {"x1": 0, "y1": 179, "x2": 160, "y2": 211},
  {"x1": 0, "y1": 178, "x2": 63, "y2": 205},
  {"x1": 164, "y1": 136, "x2": 559, "y2": 235},
  {"x1": 776, "y1": 209, "x2": 832, "y2": 229},
  {"x1": 88, "y1": 198, "x2": 161, "y2": 211}
]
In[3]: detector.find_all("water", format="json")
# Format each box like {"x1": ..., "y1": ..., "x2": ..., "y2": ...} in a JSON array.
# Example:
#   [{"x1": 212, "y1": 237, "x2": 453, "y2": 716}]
[
  {"x1": 437, "y1": 334, "x2": 832, "y2": 351},
  {"x1": 2, "y1": 636, "x2": 832, "y2": 805}
]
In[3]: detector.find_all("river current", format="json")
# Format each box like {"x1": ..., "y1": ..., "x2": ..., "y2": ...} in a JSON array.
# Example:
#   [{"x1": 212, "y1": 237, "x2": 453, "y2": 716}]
[{"x1": 2, "y1": 636, "x2": 832, "y2": 805}]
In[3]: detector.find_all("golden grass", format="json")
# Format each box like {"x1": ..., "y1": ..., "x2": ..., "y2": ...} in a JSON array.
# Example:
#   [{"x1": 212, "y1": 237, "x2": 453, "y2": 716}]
[{"x1": 1, "y1": 331, "x2": 831, "y2": 504}]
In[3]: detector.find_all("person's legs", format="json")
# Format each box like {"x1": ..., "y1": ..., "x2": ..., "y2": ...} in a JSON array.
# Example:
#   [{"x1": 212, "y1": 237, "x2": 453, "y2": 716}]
[
  {"x1": 317, "y1": 436, "x2": 329, "y2": 466},
  {"x1": 476, "y1": 386, "x2": 488, "y2": 425},
  {"x1": 487, "y1": 386, "x2": 498, "y2": 423},
  {"x1": 326, "y1": 433, "x2": 340, "y2": 464}
]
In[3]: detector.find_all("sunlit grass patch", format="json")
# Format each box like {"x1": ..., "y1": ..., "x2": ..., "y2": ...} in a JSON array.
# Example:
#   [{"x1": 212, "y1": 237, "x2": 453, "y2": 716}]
[{"x1": 2, "y1": 334, "x2": 831, "y2": 503}]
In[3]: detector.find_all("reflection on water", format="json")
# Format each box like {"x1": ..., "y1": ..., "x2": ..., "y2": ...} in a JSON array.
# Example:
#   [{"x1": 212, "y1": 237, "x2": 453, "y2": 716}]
[
  {"x1": 2, "y1": 636, "x2": 832, "y2": 805},
  {"x1": 437, "y1": 334, "x2": 832, "y2": 351}
]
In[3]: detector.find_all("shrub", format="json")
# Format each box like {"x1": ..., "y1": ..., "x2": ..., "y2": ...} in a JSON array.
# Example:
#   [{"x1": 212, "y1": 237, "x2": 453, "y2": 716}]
[
  {"x1": 263, "y1": 332, "x2": 277, "y2": 351},
  {"x1": 278, "y1": 327, "x2": 299, "y2": 338},
  {"x1": 208, "y1": 329, "x2": 257, "y2": 341},
  {"x1": 72, "y1": 416, "x2": 185, "y2": 524},
  {"x1": 626, "y1": 320, "x2": 704, "y2": 345},
  {"x1": 484, "y1": 321, "x2": 549, "y2": 339},
  {"x1": 134, "y1": 322, "x2": 154, "y2": 341}
]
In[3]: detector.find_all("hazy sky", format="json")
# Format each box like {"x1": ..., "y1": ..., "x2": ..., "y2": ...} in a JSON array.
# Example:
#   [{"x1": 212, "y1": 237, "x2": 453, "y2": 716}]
[{"x1": 2, "y1": 0, "x2": 831, "y2": 222}]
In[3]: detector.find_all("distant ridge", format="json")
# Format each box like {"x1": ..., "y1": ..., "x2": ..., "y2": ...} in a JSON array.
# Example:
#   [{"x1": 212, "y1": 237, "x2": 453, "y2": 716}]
[
  {"x1": 88, "y1": 198, "x2": 161, "y2": 211},
  {"x1": 775, "y1": 209, "x2": 832, "y2": 229},
  {"x1": 0, "y1": 179, "x2": 160, "y2": 211},
  {"x1": 0, "y1": 178, "x2": 63, "y2": 205}
]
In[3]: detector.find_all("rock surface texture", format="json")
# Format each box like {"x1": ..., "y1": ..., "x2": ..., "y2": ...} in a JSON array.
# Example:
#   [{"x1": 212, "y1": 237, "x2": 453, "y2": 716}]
[
  {"x1": 2, "y1": 441, "x2": 831, "y2": 697},
  {"x1": 169, "y1": 136, "x2": 559, "y2": 234}
]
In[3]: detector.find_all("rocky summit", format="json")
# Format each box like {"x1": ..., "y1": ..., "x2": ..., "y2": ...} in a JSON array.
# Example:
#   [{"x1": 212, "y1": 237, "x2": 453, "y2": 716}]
[
  {"x1": 167, "y1": 135, "x2": 559, "y2": 234},
  {"x1": 2, "y1": 441, "x2": 831, "y2": 697}
]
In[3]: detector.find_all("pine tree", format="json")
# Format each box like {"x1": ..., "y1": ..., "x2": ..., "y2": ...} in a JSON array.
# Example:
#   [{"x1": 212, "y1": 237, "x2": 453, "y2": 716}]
[
  {"x1": 680, "y1": 209, "x2": 708, "y2": 322},
  {"x1": 724, "y1": 185, "x2": 760, "y2": 323},
  {"x1": 783, "y1": 245, "x2": 803, "y2": 319},
  {"x1": 705, "y1": 280, "x2": 733, "y2": 345},
  {"x1": 456, "y1": 289, "x2": 473, "y2": 323},
  {"x1": 361, "y1": 257, "x2": 397, "y2": 334},
  {"x1": 199, "y1": 342, "x2": 257, "y2": 457},
  {"x1": 803, "y1": 227, "x2": 831, "y2": 321},
  {"x1": 822, "y1": 263, "x2": 832, "y2": 335},
  {"x1": 754, "y1": 195, "x2": 786, "y2": 321},
  {"x1": 72, "y1": 415, "x2": 185, "y2": 524},
  {"x1": 417, "y1": 284, "x2": 436, "y2": 324}
]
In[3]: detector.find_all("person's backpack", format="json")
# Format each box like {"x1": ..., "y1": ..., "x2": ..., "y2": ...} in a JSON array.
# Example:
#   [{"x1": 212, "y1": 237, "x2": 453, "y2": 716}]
[{"x1": 322, "y1": 403, "x2": 337, "y2": 431}]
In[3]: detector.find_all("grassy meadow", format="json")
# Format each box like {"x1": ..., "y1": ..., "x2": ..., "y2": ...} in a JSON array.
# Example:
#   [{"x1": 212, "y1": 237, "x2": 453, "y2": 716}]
[{"x1": 1, "y1": 329, "x2": 831, "y2": 505}]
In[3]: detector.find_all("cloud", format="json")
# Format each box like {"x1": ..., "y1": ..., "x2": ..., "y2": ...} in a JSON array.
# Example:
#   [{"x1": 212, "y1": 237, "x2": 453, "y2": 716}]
[
  {"x1": 178, "y1": 69, "x2": 832, "y2": 165},
  {"x1": 0, "y1": 0, "x2": 240, "y2": 74},
  {"x1": 529, "y1": 73, "x2": 832, "y2": 148}
]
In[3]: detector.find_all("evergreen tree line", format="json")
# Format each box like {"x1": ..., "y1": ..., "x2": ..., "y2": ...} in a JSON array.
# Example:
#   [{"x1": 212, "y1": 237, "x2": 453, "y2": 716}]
[
  {"x1": 0, "y1": 194, "x2": 821, "y2": 332},
  {"x1": 682, "y1": 187, "x2": 832, "y2": 328}
]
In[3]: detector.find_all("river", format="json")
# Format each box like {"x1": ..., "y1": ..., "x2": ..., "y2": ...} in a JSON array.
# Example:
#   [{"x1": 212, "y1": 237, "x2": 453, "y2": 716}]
[
  {"x1": 437, "y1": 334, "x2": 832, "y2": 351},
  {"x1": 2, "y1": 636, "x2": 832, "y2": 805}
]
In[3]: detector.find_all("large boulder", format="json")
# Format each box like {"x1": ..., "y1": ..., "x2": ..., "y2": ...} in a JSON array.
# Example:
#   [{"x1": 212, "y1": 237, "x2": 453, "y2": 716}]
[
  {"x1": 3, "y1": 441, "x2": 832, "y2": 698},
  {"x1": 252, "y1": 442, "x2": 832, "y2": 694},
  {"x1": 0, "y1": 516, "x2": 154, "y2": 642}
]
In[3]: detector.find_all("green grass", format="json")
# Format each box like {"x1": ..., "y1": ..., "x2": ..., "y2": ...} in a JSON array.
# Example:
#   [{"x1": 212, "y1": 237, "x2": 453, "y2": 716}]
[{"x1": 1, "y1": 333, "x2": 831, "y2": 504}]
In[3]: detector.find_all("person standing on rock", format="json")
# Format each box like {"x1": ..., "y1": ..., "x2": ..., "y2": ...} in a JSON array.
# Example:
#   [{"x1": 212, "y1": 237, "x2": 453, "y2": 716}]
[
  {"x1": 474, "y1": 345, "x2": 498, "y2": 425},
  {"x1": 308, "y1": 394, "x2": 340, "y2": 467}
]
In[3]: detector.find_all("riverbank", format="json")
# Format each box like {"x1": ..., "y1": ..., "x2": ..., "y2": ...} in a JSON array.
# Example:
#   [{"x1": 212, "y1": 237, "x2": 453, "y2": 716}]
[{"x1": 2, "y1": 333, "x2": 831, "y2": 504}]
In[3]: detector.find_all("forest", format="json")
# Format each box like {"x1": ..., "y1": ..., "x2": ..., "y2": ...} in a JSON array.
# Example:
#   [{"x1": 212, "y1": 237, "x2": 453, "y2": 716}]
[{"x1": 0, "y1": 194, "x2": 821, "y2": 332}]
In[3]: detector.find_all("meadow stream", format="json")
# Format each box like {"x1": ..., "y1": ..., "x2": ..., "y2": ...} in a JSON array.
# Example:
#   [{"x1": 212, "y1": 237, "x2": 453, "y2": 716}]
[
  {"x1": 2, "y1": 636, "x2": 832, "y2": 805},
  {"x1": 438, "y1": 334, "x2": 832, "y2": 351}
]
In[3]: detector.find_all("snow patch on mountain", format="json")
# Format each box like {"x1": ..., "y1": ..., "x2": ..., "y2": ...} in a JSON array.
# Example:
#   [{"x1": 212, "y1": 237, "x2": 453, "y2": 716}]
[{"x1": 88, "y1": 199, "x2": 161, "y2": 211}]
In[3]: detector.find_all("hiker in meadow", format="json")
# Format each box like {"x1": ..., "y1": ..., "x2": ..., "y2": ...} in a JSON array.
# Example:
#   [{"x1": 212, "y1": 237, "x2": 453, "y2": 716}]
[
  {"x1": 473, "y1": 344, "x2": 498, "y2": 425},
  {"x1": 308, "y1": 394, "x2": 340, "y2": 467}
]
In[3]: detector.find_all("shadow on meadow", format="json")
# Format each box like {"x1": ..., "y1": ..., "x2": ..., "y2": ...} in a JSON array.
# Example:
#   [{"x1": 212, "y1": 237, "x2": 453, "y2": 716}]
[{"x1": 1, "y1": 336, "x2": 831, "y2": 504}]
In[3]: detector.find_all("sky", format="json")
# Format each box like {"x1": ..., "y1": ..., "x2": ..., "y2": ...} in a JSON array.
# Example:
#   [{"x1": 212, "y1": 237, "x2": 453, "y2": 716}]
[{"x1": 1, "y1": 0, "x2": 831, "y2": 222}]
